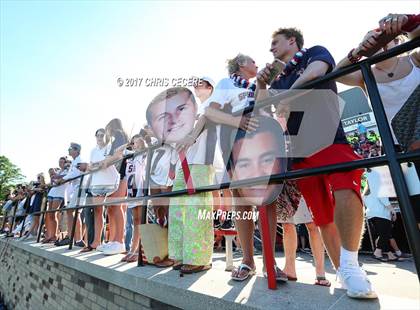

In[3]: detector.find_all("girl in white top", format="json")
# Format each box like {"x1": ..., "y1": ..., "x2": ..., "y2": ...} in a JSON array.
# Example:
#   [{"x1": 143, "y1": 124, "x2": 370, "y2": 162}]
[
  {"x1": 87, "y1": 128, "x2": 120, "y2": 252},
  {"x1": 363, "y1": 169, "x2": 400, "y2": 261},
  {"x1": 336, "y1": 18, "x2": 420, "y2": 146}
]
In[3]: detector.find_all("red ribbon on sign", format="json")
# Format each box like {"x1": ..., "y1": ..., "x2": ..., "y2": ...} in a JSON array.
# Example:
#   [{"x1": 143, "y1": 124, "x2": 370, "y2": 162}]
[{"x1": 178, "y1": 150, "x2": 195, "y2": 195}]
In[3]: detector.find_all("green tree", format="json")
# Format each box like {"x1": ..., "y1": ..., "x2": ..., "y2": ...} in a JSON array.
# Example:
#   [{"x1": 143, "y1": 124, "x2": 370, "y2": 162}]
[{"x1": 0, "y1": 155, "x2": 25, "y2": 203}]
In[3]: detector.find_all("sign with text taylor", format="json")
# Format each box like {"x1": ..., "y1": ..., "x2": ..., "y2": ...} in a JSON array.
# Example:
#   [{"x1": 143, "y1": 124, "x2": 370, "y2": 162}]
[{"x1": 341, "y1": 112, "x2": 377, "y2": 132}]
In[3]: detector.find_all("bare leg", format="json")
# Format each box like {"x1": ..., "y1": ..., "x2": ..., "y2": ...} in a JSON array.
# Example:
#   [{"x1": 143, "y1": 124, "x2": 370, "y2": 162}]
[
  {"x1": 130, "y1": 207, "x2": 142, "y2": 253},
  {"x1": 74, "y1": 216, "x2": 82, "y2": 241},
  {"x1": 389, "y1": 238, "x2": 400, "y2": 252},
  {"x1": 282, "y1": 223, "x2": 297, "y2": 278},
  {"x1": 113, "y1": 205, "x2": 125, "y2": 243},
  {"x1": 306, "y1": 222, "x2": 326, "y2": 277},
  {"x1": 233, "y1": 205, "x2": 255, "y2": 270},
  {"x1": 334, "y1": 189, "x2": 364, "y2": 252},
  {"x1": 319, "y1": 222, "x2": 341, "y2": 269},
  {"x1": 90, "y1": 196, "x2": 105, "y2": 248},
  {"x1": 50, "y1": 200, "x2": 61, "y2": 239},
  {"x1": 108, "y1": 207, "x2": 116, "y2": 242},
  {"x1": 30, "y1": 216, "x2": 40, "y2": 235}
]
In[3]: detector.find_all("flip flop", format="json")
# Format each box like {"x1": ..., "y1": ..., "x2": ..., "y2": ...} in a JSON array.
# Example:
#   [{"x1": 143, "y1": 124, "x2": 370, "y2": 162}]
[
  {"x1": 125, "y1": 253, "x2": 139, "y2": 263},
  {"x1": 121, "y1": 252, "x2": 134, "y2": 262},
  {"x1": 315, "y1": 276, "x2": 331, "y2": 287},
  {"x1": 231, "y1": 263, "x2": 256, "y2": 281},
  {"x1": 180, "y1": 264, "x2": 211, "y2": 274},
  {"x1": 172, "y1": 262, "x2": 183, "y2": 270},
  {"x1": 263, "y1": 266, "x2": 288, "y2": 283},
  {"x1": 287, "y1": 276, "x2": 298, "y2": 281},
  {"x1": 79, "y1": 246, "x2": 95, "y2": 253},
  {"x1": 41, "y1": 237, "x2": 52, "y2": 244},
  {"x1": 154, "y1": 257, "x2": 175, "y2": 268},
  {"x1": 372, "y1": 255, "x2": 388, "y2": 262}
]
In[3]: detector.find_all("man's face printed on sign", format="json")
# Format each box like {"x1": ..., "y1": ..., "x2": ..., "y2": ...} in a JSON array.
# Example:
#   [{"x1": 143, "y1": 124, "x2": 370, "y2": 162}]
[
  {"x1": 147, "y1": 88, "x2": 197, "y2": 143},
  {"x1": 229, "y1": 116, "x2": 287, "y2": 206}
]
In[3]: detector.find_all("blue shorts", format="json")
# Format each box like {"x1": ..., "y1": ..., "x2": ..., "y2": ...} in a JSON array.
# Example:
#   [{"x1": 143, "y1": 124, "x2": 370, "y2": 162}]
[{"x1": 47, "y1": 196, "x2": 64, "y2": 202}]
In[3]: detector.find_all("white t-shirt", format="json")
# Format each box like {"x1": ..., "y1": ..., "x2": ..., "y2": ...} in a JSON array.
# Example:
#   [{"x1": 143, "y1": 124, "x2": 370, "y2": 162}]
[
  {"x1": 48, "y1": 169, "x2": 68, "y2": 199},
  {"x1": 364, "y1": 170, "x2": 393, "y2": 220},
  {"x1": 364, "y1": 195, "x2": 392, "y2": 220},
  {"x1": 63, "y1": 155, "x2": 85, "y2": 195},
  {"x1": 187, "y1": 98, "x2": 224, "y2": 173},
  {"x1": 16, "y1": 198, "x2": 27, "y2": 216},
  {"x1": 150, "y1": 145, "x2": 176, "y2": 187},
  {"x1": 89, "y1": 144, "x2": 120, "y2": 188},
  {"x1": 208, "y1": 77, "x2": 254, "y2": 113},
  {"x1": 377, "y1": 57, "x2": 420, "y2": 143}
]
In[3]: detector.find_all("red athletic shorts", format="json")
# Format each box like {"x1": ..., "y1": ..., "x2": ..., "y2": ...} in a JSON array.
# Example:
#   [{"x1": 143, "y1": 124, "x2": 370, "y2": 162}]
[{"x1": 292, "y1": 144, "x2": 363, "y2": 226}]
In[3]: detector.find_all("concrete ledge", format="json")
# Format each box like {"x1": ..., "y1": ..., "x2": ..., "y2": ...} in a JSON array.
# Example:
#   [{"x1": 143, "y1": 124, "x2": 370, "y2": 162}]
[{"x1": 1, "y1": 238, "x2": 419, "y2": 309}]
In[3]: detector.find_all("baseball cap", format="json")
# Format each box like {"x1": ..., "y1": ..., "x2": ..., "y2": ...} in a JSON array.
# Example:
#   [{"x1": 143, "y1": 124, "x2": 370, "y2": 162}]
[
  {"x1": 200, "y1": 76, "x2": 215, "y2": 88},
  {"x1": 69, "y1": 142, "x2": 81, "y2": 152}
]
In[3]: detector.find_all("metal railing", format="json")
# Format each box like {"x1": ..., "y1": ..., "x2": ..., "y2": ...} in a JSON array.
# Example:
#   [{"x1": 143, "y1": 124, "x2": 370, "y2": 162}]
[{"x1": 2, "y1": 37, "x2": 419, "y2": 286}]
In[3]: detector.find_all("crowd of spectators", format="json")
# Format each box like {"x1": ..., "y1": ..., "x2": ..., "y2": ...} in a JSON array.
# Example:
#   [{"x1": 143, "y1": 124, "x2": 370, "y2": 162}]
[
  {"x1": 346, "y1": 128, "x2": 382, "y2": 158},
  {"x1": 1, "y1": 12, "x2": 419, "y2": 301}
]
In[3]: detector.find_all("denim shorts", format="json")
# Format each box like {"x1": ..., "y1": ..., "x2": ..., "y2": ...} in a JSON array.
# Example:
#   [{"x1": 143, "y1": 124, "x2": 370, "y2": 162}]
[
  {"x1": 47, "y1": 196, "x2": 64, "y2": 202},
  {"x1": 89, "y1": 185, "x2": 119, "y2": 197}
]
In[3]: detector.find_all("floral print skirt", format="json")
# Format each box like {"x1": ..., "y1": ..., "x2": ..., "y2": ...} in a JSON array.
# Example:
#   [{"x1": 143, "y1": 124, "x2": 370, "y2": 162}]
[{"x1": 168, "y1": 165, "x2": 214, "y2": 266}]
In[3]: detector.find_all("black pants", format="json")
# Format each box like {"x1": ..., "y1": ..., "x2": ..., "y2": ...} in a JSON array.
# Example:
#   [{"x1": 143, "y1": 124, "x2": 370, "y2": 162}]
[{"x1": 370, "y1": 217, "x2": 392, "y2": 252}]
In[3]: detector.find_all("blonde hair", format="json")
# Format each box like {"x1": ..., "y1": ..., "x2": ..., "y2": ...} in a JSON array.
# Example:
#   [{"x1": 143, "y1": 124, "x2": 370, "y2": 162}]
[{"x1": 226, "y1": 53, "x2": 250, "y2": 75}]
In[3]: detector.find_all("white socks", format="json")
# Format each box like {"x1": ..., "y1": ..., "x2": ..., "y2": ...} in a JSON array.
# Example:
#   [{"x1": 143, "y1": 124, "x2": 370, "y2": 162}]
[
  {"x1": 340, "y1": 246, "x2": 358, "y2": 267},
  {"x1": 395, "y1": 250, "x2": 402, "y2": 256}
]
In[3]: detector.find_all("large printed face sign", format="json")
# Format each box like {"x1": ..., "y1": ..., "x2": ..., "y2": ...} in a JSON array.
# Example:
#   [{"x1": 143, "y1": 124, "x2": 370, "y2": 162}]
[
  {"x1": 228, "y1": 116, "x2": 287, "y2": 206},
  {"x1": 257, "y1": 89, "x2": 346, "y2": 158},
  {"x1": 146, "y1": 87, "x2": 197, "y2": 143}
]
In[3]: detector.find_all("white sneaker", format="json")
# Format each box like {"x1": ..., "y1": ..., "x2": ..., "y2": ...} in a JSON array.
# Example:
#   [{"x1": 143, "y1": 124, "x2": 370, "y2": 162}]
[
  {"x1": 96, "y1": 242, "x2": 113, "y2": 252},
  {"x1": 337, "y1": 262, "x2": 378, "y2": 299},
  {"x1": 102, "y1": 242, "x2": 125, "y2": 255}
]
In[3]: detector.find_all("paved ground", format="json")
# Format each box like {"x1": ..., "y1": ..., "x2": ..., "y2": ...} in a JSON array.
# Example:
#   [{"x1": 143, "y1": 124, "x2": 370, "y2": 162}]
[{"x1": 5, "y1": 238, "x2": 420, "y2": 309}]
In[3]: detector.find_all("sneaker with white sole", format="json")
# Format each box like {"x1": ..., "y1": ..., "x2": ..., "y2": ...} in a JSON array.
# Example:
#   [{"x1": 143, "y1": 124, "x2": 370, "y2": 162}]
[
  {"x1": 337, "y1": 262, "x2": 378, "y2": 299},
  {"x1": 97, "y1": 242, "x2": 113, "y2": 252},
  {"x1": 102, "y1": 242, "x2": 125, "y2": 255}
]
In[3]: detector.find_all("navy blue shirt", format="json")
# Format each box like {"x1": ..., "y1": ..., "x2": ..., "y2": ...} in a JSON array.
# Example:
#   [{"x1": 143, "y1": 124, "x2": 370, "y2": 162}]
[{"x1": 270, "y1": 45, "x2": 347, "y2": 145}]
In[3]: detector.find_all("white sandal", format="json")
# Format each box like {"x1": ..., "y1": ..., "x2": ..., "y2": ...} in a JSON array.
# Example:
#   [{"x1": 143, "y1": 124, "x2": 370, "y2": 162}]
[{"x1": 231, "y1": 263, "x2": 256, "y2": 281}]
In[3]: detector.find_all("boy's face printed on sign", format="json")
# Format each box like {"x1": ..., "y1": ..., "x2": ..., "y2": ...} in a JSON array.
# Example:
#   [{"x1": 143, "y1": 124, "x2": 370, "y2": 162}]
[
  {"x1": 150, "y1": 92, "x2": 197, "y2": 143},
  {"x1": 230, "y1": 130, "x2": 286, "y2": 206}
]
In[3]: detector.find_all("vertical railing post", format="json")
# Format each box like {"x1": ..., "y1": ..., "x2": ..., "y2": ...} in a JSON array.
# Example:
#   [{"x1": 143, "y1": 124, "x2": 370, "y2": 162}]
[
  {"x1": 7, "y1": 200, "x2": 19, "y2": 238},
  {"x1": 361, "y1": 63, "x2": 420, "y2": 280},
  {"x1": 138, "y1": 149, "x2": 153, "y2": 267},
  {"x1": 68, "y1": 176, "x2": 85, "y2": 250},
  {"x1": 259, "y1": 206, "x2": 277, "y2": 290},
  {"x1": 19, "y1": 194, "x2": 31, "y2": 238},
  {"x1": 36, "y1": 192, "x2": 48, "y2": 243}
]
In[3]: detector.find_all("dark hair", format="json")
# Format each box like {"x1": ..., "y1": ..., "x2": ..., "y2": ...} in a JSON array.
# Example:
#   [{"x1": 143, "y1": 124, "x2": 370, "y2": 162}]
[
  {"x1": 227, "y1": 116, "x2": 287, "y2": 171},
  {"x1": 146, "y1": 87, "x2": 196, "y2": 126},
  {"x1": 105, "y1": 118, "x2": 128, "y2": 146},
  {"x1": 95, "y1": 128, "x2": 105, "y2": 136},
  {"x1": 272, "y1": 27, "x2": 304, "y2": 49}
]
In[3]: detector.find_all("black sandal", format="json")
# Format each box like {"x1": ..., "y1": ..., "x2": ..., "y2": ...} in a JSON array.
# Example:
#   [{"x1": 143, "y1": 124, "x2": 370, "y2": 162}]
[{"x1": 373, "y1": 255, "x2": 388, "y2": 262}]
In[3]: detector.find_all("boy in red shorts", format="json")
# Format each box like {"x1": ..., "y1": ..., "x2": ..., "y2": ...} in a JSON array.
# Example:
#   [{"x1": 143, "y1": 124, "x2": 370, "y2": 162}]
[{"x1": 256, "y1": 27, "x2": 377, "y2": 299}]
